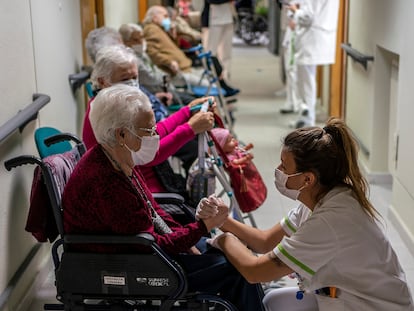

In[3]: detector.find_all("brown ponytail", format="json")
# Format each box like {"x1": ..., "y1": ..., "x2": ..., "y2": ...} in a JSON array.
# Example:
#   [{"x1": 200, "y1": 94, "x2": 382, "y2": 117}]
[{"x1": 283, "y1": 117, "x2": 380, "y2": 220}]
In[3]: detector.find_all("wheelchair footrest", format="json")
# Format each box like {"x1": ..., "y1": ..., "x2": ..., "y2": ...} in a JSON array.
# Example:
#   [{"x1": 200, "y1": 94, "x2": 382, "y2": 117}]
[{"x1": 44, "y1": 300, "x2": 218, "y2": 311}]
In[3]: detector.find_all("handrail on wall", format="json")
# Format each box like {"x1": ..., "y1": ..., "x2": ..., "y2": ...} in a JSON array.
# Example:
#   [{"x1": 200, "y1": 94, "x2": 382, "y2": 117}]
[
  {"x1": 0, "y1": 93, "x2": 50, "y2": 144},
  {"x1": 68, "y1": 66, "x2": 92, "y2": 94},
  {"x1": 341, "y1": 43, "x2": 374, "y2": 70}
]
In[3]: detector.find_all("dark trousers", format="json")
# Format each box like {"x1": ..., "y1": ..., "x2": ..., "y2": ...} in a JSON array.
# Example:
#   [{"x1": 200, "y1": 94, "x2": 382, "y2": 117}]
[
  {"x1": 174, "y1": 239, "x2": 265, "y2": 311},
  {"x1": 172, "y1": 137, "x2": 198, "y2": 175}
]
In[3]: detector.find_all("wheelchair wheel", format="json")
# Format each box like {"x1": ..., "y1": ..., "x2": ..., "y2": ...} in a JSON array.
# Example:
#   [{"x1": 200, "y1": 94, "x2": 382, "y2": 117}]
[{"x1": 239, "y1": 16, "x2": 262, "y2": 45}]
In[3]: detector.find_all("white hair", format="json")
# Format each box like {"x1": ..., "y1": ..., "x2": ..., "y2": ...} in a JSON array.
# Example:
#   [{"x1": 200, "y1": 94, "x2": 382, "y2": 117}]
[
  {"x1": 85, "y1": 27, "x2": 122, "y2": 63},
  {"x1": 90, "y1": 45, "x2": 139, "y2": 89},
  {"x1": 142, "y1": 5, "x2": 164, "y2": 25},
  {"x1": 118, "y1": 23, "x2": 143, "y2": 42},
  {"x1": 90, "y1": 84, "x2": 152, "y2": 147}
]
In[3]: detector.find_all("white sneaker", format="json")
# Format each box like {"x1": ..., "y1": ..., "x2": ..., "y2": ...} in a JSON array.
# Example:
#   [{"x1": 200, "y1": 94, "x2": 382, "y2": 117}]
[
  {"x1": 274, "y1": 88, "x2": 287, "y2": 97},
  {"x1": 299, "y1": 103, "x2": 309, "y2": 117},
  {"x1": 280, "y1": 104, "x2": 299, "y2": 114},
  {"x1": 289, "y1": 119, "x2": 311, "y2": 129}
]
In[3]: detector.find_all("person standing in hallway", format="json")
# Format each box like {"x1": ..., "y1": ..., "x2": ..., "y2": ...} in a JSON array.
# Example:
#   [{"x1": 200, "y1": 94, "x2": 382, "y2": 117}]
[
  {"x1": 287, "y1": 0, "x2": 340, "y2": 128},
  {"x1": 204, "y1": 0, "x2": 235, "y2": 81},
  {"x1": 279, "y1": 0, "x2": 301, "y2": 114},
  {"x1": 142, "y1": 5, "x2": 239, "y2": 96}
]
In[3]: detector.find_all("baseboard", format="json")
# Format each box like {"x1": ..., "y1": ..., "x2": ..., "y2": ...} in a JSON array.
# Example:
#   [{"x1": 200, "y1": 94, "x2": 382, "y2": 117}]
[
  {"x1": 365, "y1": 172, "x2": 393, "y2": 185},
  {"x1": 388, "y1": 205, "x2": 414, "y2": 257},
  {"x1": 15, "y1": 251, "x2": 53, "y2": 311},
  {"x1": 360, "y1": 164, "x2": 414, "y2": 254},
  {"x1": 359, "y1": 161, "x2": 393, "y2": 185}
]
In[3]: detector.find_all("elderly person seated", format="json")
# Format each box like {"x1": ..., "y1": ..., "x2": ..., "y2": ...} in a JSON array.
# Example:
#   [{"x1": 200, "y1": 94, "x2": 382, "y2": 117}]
[
  {"x1": 142, "y1": 5, "x2": 239, "y2": 96},
  {"x1": 85, "y1": 26, "x2": 123, "y2": 63},
  {"x1": 85, "y1": 26, "x2": 178, "y2": 109},
  {"x1": 167, "y1": 6, "x2": 202, "y2": 49},
  {"x1": 83, "y1": 45, "x2": 212, "y2": 173},
  {"x1": 62, "y1": 84, "x2": 265, "y2": 311},
  {"x1": 119, "y1": 23, "x2": 196, "y2": 106},
  {"x1": 85, "y1": 45, "x2": 220, "y2": 221}
]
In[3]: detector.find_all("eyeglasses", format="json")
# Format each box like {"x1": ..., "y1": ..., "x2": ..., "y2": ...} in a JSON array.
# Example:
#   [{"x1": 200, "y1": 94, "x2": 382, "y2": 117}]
[{"x1": 137, "y1": 125, "x2": 157, "y2": 137}]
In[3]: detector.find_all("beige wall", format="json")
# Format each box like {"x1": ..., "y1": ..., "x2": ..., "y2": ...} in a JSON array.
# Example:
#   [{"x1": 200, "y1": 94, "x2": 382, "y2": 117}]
[
  {"x1": 1, "y1": 0, "x2": 414, "y2": 309},
  {"x1": 104, "y1": 0, "x2": 139, "y2": 29},
  {"x1": 0, "y1": 0, "x2": 83, "y2": 310},
  {"x1": 345, "y1": 0, "x2": 414, "y2": 250}
]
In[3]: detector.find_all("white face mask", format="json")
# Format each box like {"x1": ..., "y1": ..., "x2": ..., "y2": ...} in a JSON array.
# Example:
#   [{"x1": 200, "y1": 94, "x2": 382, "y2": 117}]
[
  {"x1": 274, "y1": 169, "x2": 304, "y2": 201},
  {"x1": 116, "y1": 78, "x2": 139, "y2": 88},
  {"x1": 125, "y1": 129, "x2": 160, "y2": 166},
  {"x1": 131, "y1": 41, "x2": 146, "y2": 55}
]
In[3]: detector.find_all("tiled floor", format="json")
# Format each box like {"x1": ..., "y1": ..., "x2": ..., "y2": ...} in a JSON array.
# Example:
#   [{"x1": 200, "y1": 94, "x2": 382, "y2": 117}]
[{"x1": 28, "y1": 38, "x2": 414, "y2": 309}]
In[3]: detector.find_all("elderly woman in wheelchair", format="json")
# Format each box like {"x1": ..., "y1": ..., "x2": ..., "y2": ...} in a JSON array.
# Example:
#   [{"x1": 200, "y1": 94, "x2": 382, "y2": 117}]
[{"x1": 62, "y1": 84, "x2": 265, "y2": 310}]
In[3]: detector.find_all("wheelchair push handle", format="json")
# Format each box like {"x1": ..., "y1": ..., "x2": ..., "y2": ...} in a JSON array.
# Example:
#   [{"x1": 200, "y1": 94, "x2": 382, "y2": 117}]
[
  {"x1": 186, "y1": 44, "x2": 203, "y2": 53},
  {"x1": 197, "y1": 51, "x2": 212, "y2": 60},
  {"x1": 190, "y1": 98, "x2": 214, "y2": 112},
  {"x1": 4, "y1": 155, "x2": 42, "y2": 171},
  {"x1": 44, "y1": 133, "x2": 86, "y2": 155},
  {"x1": 44, "y1": 133, "x2": 82, "y2": 147}
]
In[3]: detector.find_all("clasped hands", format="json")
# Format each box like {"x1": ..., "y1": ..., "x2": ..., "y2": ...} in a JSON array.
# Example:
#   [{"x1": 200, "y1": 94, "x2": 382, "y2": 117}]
[
  {"x1": 195, "y1": 194, "x2": 226, "y2": 221},
  {"x1": 196, "y1": 194, "x2": 239, "y2": 251}
]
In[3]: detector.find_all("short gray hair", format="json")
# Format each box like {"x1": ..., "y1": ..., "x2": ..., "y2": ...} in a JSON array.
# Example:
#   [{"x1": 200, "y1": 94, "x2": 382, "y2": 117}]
[
  {"x1": 85, "y1": 27, "x2": 122, "y2": 63},
  {"x1": 142, "y1": 5, "x2": 164, "y2": 25},
  {"x1": 90, "y1": 84, "x2": 152, "y2": 147},
  {"x1": 91, "y1": 45, "x2": 139, "y2": 89},
  {"x1": 119, "y1": 23, "x2": 143, "y2": 42}
]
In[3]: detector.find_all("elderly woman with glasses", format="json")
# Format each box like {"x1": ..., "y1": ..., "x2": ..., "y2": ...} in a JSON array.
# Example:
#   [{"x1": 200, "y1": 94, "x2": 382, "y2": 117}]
[
  {"x1": 62, "y1": 84, "x2": 265, "y2": 311},
  {"x1": 82, "y1": 44, "x2": 215, "y2": 172}
]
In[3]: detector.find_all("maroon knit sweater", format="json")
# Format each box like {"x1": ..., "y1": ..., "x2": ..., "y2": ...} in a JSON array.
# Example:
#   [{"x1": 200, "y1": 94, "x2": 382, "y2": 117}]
[{"x1": 62, "y1": 144, "x2": 207, "y2": 255}]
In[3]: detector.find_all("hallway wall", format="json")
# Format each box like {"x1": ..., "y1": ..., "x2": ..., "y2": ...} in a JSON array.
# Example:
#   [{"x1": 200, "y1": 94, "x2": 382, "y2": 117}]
[
  {"x1": 0, "y1": 1, "x2": 83, "y2": 310},
  {"x1": 345, "y1": 0, "x2": 414, "y2": 251},
  {"x1": 0, "y1": 0, "x2": 414, "y2": 310}
]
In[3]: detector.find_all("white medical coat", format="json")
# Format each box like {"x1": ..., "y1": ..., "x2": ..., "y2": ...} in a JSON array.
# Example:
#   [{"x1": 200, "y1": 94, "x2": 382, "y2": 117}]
[{"x1": 293, "y1": 0, "x2": 340, "y2": 65}]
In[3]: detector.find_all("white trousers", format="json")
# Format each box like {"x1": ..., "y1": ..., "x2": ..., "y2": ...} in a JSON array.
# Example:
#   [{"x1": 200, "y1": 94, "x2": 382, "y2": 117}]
[
  {"x1": 283, "y1": 35, "x2": 300, "y2": 111},
  {"x1": 263, "y1": 287, "x2": 319, "y2": 311},
  {"x1": 171, "y1": 67, "x2": 210, "y2": 88},
  {"x1": 206, "y1": 23, "x2": 234, "y2": 80},
  {"x1": 296, "y1": 64, "x2": 317, "y2": 126}
]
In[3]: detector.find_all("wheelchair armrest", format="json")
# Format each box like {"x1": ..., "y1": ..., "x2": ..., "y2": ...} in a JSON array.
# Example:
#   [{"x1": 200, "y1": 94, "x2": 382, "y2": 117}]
[
  {"x1": 64, "y1": 232, "x2": 155, "y2": 246},
  {"x1": 152, "y1": 192, "x2": 186, "y2": 204}
]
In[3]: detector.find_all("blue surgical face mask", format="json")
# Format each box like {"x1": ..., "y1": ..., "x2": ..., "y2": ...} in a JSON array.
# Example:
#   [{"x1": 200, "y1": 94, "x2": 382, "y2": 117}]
[{"x1": 161, "y1": 17, "x2": 171, "y2": 32}]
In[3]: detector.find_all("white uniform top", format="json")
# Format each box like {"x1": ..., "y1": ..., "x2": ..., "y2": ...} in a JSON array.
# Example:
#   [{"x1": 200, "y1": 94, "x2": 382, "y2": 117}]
[
  {"x1": 293, "y1": 0, "x2": 340, "y2": 65},
  {"x1": 274, "y1": 187, "x2": 414, "y2": 311}
]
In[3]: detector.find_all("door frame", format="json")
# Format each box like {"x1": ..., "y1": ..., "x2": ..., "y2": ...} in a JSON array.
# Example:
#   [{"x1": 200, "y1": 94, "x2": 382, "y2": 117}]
[{"x1": 329, "y1": 0, "x2": 348, "y2": 118}]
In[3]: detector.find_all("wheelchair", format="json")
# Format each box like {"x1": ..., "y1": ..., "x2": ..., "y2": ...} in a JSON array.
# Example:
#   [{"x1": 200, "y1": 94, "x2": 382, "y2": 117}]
[
  {"x1": 179, "y1": 45, "x2": 236, "y2": 132},
  {"x1": 4, "y1": 132, "x2": 238, "y2": 311},
  {"x1": 235, "y1": 0, "x2": 268, "y2": 45}
]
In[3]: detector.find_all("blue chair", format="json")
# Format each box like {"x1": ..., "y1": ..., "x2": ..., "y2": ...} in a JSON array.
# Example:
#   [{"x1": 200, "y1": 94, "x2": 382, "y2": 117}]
[
  {"x1": 34, "y1": 127, "x2": 74, "y2": 158},
  {"x1": 85, "y1": 80, "x2": 95, "y2": 98}
]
